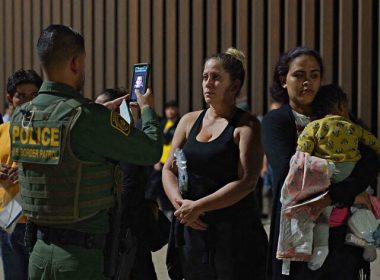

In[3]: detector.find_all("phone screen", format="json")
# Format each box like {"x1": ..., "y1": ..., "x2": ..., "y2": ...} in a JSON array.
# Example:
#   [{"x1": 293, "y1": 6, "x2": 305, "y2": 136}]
[{"x1": 130, "y1": 63, "x2": 150, "y2": 102}]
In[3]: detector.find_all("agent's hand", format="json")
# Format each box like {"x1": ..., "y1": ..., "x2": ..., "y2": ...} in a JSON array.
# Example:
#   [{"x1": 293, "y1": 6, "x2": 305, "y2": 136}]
[
  {"x1": 103, "y1": 94, "x2": 129, "y2": 111},
  {"x1": 135, "y1": 88, "x2": 154, "y2": 110}
]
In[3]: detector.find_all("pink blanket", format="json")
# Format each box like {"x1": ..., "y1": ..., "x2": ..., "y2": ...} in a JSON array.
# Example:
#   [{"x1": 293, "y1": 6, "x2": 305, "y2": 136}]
[{"x1": 277, "y1": 151, "x2": 332, "y2": 261}]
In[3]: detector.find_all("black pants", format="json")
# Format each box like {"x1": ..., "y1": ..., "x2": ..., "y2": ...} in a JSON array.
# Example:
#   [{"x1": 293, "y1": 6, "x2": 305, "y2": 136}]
[{"x1": 178, "y1": 213, "x2": 268, "y2": 280}]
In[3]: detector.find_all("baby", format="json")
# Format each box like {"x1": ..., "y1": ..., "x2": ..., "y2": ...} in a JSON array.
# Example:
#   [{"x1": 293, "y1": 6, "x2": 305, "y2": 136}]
[{"x1": 297, "y1": 84, "x2": 380, "y2": 269}]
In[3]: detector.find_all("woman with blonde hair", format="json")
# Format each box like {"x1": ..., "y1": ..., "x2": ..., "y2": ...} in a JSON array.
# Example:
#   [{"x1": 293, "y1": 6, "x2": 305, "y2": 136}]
[{"x1": 163, "y1": 48, "x2": 267, "y2": 280}]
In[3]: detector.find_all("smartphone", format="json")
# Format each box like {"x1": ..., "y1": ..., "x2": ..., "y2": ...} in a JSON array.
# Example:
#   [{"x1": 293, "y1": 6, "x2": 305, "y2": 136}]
[
  {"x1": 130, "y1": 63, "x2": 150, "y2": 102},
  {"x1": 119, "y1": 99, "x2": 133, "y2": 125}
]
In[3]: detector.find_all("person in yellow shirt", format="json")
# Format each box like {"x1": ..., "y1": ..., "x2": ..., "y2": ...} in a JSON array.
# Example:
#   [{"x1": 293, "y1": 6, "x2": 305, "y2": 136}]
[
  {"x1": 0, "y1": 69, "x2": 42, "y2": 280},
  {"x1": 147, "y1": 100, "x2": 180, "y2": 219}
]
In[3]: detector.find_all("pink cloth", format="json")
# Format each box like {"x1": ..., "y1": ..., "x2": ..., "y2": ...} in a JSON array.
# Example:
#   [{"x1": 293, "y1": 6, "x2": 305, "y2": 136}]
[
  {"x1": 329, "y1": 207, "x2": 349, "y2": 227},
  {"x1": 277, "y1": 151, "x2": 332, "y2": 261},
  {"x1": 370, "y1": 195, "x2": 380, "y2": 219}
]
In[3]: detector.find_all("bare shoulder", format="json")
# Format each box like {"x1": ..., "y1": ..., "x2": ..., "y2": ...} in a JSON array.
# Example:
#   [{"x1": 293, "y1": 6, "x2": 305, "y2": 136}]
[
  {"x1": 237, "y1": 111, "x2": 261, "y2": 131},
  {"x1": 178, "y1": 110, "x2": 203, "y2": 136}
]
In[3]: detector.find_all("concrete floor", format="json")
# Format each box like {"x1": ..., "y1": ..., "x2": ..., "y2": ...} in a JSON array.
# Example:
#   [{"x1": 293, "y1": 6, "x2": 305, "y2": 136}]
[
  {"x1": 151, "y1": 222, "x2": 380, "y2": 280},
  {"x1": 0, "y1": 228, "x2": 379, "y2": 280}
]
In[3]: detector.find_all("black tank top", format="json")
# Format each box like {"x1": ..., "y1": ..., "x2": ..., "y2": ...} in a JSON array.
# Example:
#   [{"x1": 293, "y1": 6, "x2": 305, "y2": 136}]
[{"x1": 183, "y1": 108, "x2": 255, "y2": 220}]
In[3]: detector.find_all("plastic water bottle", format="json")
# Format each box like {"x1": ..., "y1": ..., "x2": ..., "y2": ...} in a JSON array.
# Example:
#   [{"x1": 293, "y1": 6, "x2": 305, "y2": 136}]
[{"x1": 174, "y1": 148, "x2": 188, "y2": 195}]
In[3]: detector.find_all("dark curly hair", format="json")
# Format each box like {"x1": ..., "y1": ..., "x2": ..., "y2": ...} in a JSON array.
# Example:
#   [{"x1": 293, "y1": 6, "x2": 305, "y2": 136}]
[
  {"x1": 270, "y1": 46, "x2": 324, "y2": 104},
  {"x1": 6, "y1": 69, "x2": 43, "y2": 97},
  {"x1": 312, "y1": 84, "x2": 348, "y2": 118}
]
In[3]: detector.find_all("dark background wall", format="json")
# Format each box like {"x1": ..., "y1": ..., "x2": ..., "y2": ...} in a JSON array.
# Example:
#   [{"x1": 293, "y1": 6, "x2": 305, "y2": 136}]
[{"x1": 0, "y1": 0, "x2": 379, "y2": 136}]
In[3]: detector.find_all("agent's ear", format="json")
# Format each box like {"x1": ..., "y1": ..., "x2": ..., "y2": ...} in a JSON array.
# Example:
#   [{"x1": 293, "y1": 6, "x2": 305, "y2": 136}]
[
  {"x1": 280, "y1": 76, "x2": 287, "y2": 88},
  {"x1": 70, "y1": 55, "x2": 81, "y2": 74}
]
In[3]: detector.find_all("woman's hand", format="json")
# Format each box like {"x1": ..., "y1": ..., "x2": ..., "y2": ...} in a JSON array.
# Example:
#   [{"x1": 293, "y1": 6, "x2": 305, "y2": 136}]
[
  {"x1": 308, "y1": 193, "x2": 332, "y2": 209},
  {"x1": 174, "y1": 199, "x2": 207, "y2": 228}
]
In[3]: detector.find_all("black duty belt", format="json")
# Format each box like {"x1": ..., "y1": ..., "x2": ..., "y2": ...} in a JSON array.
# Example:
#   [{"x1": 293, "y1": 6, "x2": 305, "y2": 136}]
[{"x1": 37, "y1": 226, "x2": 106, "y2": 249}]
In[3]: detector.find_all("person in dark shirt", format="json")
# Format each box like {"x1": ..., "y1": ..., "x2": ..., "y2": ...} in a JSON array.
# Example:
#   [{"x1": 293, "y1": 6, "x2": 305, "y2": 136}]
[{"x1": 261, "y1": 46, "x2": 379, "y2": 279}]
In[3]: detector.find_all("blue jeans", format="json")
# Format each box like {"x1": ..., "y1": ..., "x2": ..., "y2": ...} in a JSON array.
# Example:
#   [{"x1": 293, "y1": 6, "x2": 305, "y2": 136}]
[{"x1": 0, "y1": 223, "x2": 29, "y2": 280}]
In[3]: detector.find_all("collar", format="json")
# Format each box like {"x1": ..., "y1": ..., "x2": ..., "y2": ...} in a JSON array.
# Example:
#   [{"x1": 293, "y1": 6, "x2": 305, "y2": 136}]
[{"x1": 38, "y1": 81, "x2": 82, "y2": 99}]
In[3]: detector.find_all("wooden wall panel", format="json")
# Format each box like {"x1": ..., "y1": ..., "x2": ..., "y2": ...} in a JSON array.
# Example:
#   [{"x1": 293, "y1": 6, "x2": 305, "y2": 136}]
[
  {"x1": 0, "y1": 0, "x2": 379, "y2": 141},
  {"x1": 32, "y1": 0, "x2": 42, "y2": 74},
  {"x1": 320, "y1": 0, "x2": 334, "y2": 84},
  {"x1": 165, "y1": 0, "x2": 177, "y2": 103},
  {"x1": 191, "y1": 0, "x2": 204, "y2": 111},
  {"x1": 23, "y1": 0, "x2": 32, "y2": 70},
  {"x1": 178, "y1": 0, "x2": 190, "y2": 115},
  {"x1": 4, "y1": 0, "x2": 13, "y2": 86},
  {"x1": 267, "y1": 0, "x2": 281, "y2": 103},
  {"x1": 302, "y1": 0, "x2": 316, "y2": 48},
  {"x1": 83, "y1": 0, "x2": 93, "y2": 99},
  {"x1": 94, "y1": 0, "x2": 104, "y2": 96},
  {"x1": 0, "y1": 0, "x2": 4, "y2": 110},
  {"x1": 357, "y1": 0, "x2": 373, "y2": 128},
  {"x1": 72, "y1": 0, "x2": 82, "y2": 33},
  {"x1": 152, "y1": 0, "x2": 164, "y2": 114},
  {"x1": 251, "y1": 0, "x2": 265, "y2": 115},
  {"x1": 116, "y1": 0, "x2": 127, "y2": 89},
  {"x1": 62, "y1": 0, "x2": 72, "y2": 27},
  {"x1": 220, "y1": 0, "x2": 233, "y2": 52},
  {"x1": 52, "y1": 0, "x2": 61, "y2": 24},
  {"x1": 339, "y1": 0, "x2": 353, "y2": 105},
  {"x1": 378, "y1": 1, "x2": 380, "y2": 139},
  {"x1": 128, "y1": 0, "x2": 138, "y2": 69},
  {"x1": 236, "y1": 0, "x2": 249, "y2": 105},
  {"x1": 105, "y1": 0, "x2": 116, "y2": 88},
  {"x1": 284, "y1": 0, "x2": 298, "y2": 51},
  {"x1": 14, "y1": 0, "x2": 23, "y2": 69},
  {"x1": 206, "y1": 0, "x2": 218, "y2": 57},
  {"x1": 140, "y1": 0, "x2": 152, "y2": 64}
]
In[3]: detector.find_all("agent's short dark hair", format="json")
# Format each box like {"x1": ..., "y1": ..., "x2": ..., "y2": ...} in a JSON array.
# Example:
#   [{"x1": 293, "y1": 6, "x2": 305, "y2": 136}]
[
  {"x1": 312, "y1": 84, "x2": 348, "y2": 118},
  {"x1": 37, "y1": 24, "x2": 85, "y2": 71},
  {"x1": 6, "y1": 69, "x2": 43, "y2": 97},
  {"x1": 97, "y1": 88, "x2": 127, "y2": 103},
  {"x1": 270, "y1": 46, "x2": 324, "y2": 104}
]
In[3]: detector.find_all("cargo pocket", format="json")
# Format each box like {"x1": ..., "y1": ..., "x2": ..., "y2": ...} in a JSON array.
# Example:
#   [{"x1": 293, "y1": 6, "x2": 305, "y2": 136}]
[
  {"x1": 54, "y1": 261, "x2": 80, "y2": 280},
  {"x1": 29, "y1": 253, "x2": 48, "y2": 280}
]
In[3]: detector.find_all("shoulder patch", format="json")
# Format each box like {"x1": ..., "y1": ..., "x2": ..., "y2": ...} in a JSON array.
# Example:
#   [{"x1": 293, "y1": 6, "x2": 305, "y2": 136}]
[{"x1": 110, "y1": 111, "x2": 130, "y2": 136}]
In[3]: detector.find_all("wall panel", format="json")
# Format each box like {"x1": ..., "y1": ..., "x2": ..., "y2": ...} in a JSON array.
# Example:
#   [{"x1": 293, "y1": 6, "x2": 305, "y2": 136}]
[{"x1": 0, "y1": 0, "x2": 379, "y2": 140}]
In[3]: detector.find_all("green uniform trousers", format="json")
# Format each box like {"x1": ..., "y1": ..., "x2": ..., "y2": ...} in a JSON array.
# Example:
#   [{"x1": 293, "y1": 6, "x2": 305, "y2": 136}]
[{"x1": 28, "y1": 240, "x2": 105, "y2": 280}]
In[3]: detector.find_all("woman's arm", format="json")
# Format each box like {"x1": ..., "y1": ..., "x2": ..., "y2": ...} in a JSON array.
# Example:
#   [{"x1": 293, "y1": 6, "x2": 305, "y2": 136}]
[
  {"x1": 261, "y1": 107, "x2": 296, "y2": 195},
  {"x1": 162, "y1": 112, "x2": 209, "y2": 230},
  {"x1": 175, "y1": 115, "x2": 263, "y2": 224},
  {"x1": 162, "y1": 113, "x2": 192, "y2": 210},
  {"x1": 329, "y1": 144, "x2": 380, "y2": 206}
]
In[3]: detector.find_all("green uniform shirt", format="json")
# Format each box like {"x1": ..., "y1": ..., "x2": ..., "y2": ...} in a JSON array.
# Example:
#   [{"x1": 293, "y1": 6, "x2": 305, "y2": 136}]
[{"x1": 30, "y1": 81, "x2": 163, "y2": 233}]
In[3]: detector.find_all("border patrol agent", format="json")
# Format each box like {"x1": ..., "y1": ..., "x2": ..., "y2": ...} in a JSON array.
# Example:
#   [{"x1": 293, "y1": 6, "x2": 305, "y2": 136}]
[{"x1": 9, "y1": 25, "x2": 162, "y2": 279}]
